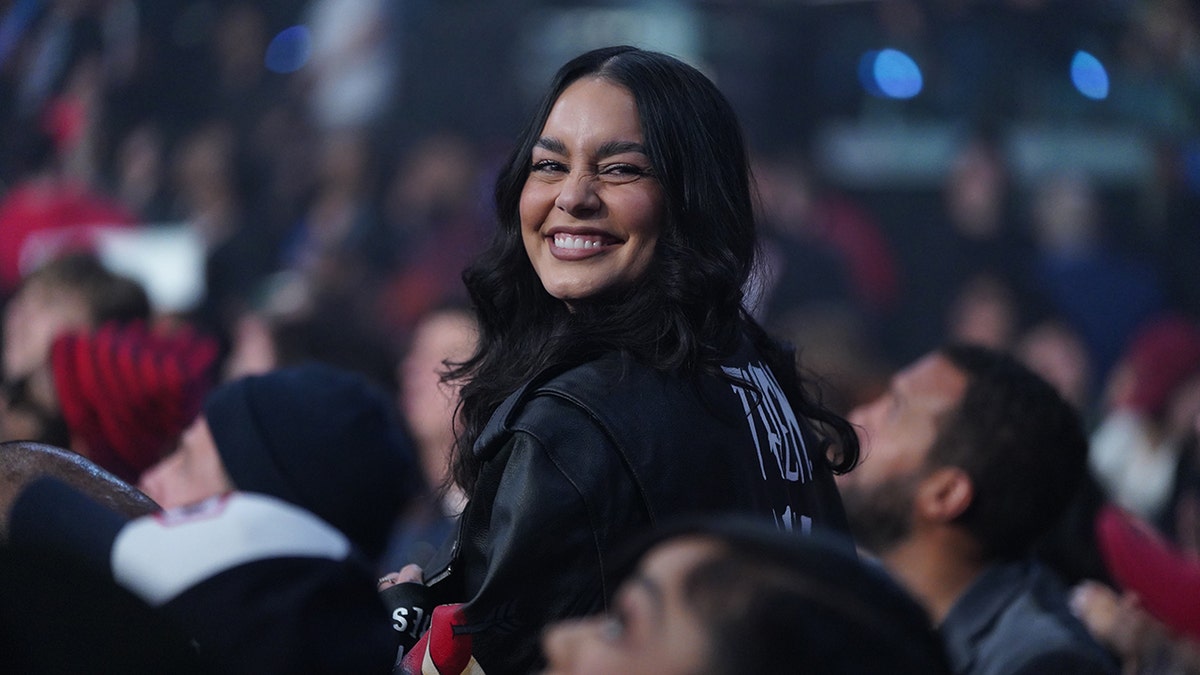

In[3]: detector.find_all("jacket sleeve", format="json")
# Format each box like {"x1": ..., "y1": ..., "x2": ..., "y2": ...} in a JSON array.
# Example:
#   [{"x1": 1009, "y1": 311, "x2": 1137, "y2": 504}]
[{"x1": 403, "y1": 397, "x2": 653, "y2": 675}]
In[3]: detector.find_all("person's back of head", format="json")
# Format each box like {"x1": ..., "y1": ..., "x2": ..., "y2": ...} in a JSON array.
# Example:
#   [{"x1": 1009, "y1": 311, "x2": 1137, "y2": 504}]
[
  {"x1": 202, "y1": 362, "x2": 421, "y2": 561},
  {"x1": 614, "y1": 517, "x2": 951, "y2": 675},
  {"x1": 931, "y1": 343, "x2": 1089, "y2": 560}
]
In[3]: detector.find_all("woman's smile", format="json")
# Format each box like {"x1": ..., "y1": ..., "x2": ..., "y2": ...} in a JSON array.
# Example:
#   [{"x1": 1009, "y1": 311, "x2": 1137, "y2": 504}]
[{"x1": 548, "y1": 228, "x2": 622, "y2": 259}]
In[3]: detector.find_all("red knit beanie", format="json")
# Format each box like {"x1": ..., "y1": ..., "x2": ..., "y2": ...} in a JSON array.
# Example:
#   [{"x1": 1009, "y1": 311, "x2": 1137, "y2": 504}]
[{"x1": 50, "y1": 321, "x2": 219, "y2": 482}]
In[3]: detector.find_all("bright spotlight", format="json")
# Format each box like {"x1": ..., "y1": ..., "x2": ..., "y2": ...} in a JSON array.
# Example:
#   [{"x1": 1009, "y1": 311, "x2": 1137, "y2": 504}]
[
  {"x1": 858, "y1": 48, "x2": 922, "y2": 100},
  {"x1": 1070, "y1": 50, "x2": 1109, "y2": 100}
]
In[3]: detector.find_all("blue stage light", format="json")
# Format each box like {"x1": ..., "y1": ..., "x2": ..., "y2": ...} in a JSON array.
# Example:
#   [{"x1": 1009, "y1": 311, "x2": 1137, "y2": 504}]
[
  {"x1": 1071, "y1": 50, "x2": 1109, "y2": 100},
  {"x1": 859, "y1": 48, "x2": 922, "y2": 100},
  {"x1": 265, "y1": 25, "x2": 311, "y2": 74}
]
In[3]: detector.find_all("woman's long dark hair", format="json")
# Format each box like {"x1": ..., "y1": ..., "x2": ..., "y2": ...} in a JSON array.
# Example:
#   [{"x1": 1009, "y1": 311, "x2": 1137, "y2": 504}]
[{"x1": 449, "y1": 46, "x2": 858, "y2": 496}]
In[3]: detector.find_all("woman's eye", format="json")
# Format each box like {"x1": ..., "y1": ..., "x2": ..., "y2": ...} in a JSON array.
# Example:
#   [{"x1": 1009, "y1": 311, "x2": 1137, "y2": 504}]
[
  {"x1": 530, "y1": 159, "x2": 566, "y2": 173},
  {"x1": 599, "y1": 164, "x2": 647, "y2": 181}
]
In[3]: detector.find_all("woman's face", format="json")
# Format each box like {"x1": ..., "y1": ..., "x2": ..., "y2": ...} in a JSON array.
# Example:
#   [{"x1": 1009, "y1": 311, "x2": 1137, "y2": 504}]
[
  {"x1": 540, "y1": 536, "x2": 715, "y2": 675},
  {"x1": 520, "y1": 77, "x2": 664, "y2": 303}
]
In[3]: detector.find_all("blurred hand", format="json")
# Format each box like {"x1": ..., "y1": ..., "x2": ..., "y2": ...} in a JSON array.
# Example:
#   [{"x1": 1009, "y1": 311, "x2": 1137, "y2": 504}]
[{"x1": 377, "y1": 563, "x2": 424, "y2": 591}]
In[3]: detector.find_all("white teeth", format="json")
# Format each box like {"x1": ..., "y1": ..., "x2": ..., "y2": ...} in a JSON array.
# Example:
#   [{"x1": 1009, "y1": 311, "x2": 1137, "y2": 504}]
[{"x1": 554, "y1": 234, "x2": 603, "y2": 250}]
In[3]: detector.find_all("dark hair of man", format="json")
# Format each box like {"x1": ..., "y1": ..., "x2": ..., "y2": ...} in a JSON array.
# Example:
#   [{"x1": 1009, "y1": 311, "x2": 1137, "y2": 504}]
[
  {"x1": 448, "y1": 46, "x2": 858, "y2": 496},
  {"x1": 617, "y1": 516, "x2": 950, "y2": 675},
  {"x1": 931, "y1": 343, "x2": 1089, "y2": 561}
]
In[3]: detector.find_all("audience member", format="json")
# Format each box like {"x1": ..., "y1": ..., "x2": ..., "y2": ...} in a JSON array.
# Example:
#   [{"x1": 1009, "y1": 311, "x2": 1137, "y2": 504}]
[
  {"x1": 753, "y1": 152, "x2": 899, "y2": 323},
  {"x1": 1028, "y1": 171, "x2": 1165, "y2": 383},
  {"x1": 750, "y1": 153, "x2": 857, "y2": 322},
  {"x1": 8, "y1": 478, "x2": 395, "y2": 675},
  {"x1": 944, "y1": 272, "x2": 1020, "y2": 352},
  {"x1": 278, "y1": 128, "x2": 393, "y2": 307},
  {"x1": 837, "y1": 343, "x2": 1118, "y2": 674},
  {"x1": 1015, "y1": 318, "x2": 1095, "y2": 417},
  {"x1": 110, "y1": 121, "x2": 174, "y2": 224},
  {"x1": 1071, "y1": 499, "x2": 1200, "y2": 673},
  {"x1": 138, "y1": 362, "x2": 421, "y2": 565},
  {"x1": 380, "y1": 46, "x2": 859, "y2": 674},
  {"x1": 888, "y1": 129, "x2": 1033, "y2": 363},
  {"x1": 169, "y1": 119, "x2": 279, "y2": 339},
  {"x1": 219, "y1": 274, "x2": 399, "y2": 390},
  {"x1": 375, "y1": 132, "x2": 488, "y2": 340},
  {"x1": 1090, "y1": 503, "x2": 1200, "y2": 644},
  {"x1": 539, "y1": 515, "x2": 951, "y2": 675},
  {"x1": 0, "y1": 125, "x2": 137, "y2": 297},
  {"x1": 2, "y1": 320, "x2": 218, "y2": 482},
  {"x1": 1090, "y1": 313, "x2": 1200, "y2": 523},
  {"x1": 1071, "y1": 579, "x2": 1200, "y2": 675},
  {"x1": 771, "y1": 303, "x2": 892, "y2": 416},
  {"x1": 380, "y1": 306, "x2": 476, "y2": 571},
  {"x1": 2, "y1": 252, "x2": 150, "y2": 384}
]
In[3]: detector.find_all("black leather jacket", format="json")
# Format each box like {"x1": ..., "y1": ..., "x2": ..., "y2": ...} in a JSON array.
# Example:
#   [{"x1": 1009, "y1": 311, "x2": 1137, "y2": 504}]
[{"x1": 391, "y1": 337, "x2": 849, "y2": 674}]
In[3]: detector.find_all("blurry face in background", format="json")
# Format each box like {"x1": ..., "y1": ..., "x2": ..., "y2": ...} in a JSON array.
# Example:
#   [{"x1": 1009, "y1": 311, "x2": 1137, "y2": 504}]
[
  {"x1": 945, "y1": 275, "x2": 1017, "y2": 352},
  {"x1": 400, "y1": 309, "x2": 477, "y2": 487},
  {"x1": 1015, "y1": 320, "x2": 1092, "y2": 413},
  {"x1": 3, "y1": 280, "x2": 91, "y2": 382},
  {"x1": 138, "y1": 417, "x2": 233, "y2": 507},
  {"x1": 540, "y1": 536, "x2": 715, "y2": 675},
  {"x1": 945, "y1": 140, "x2": 1006, "y2": 239},
  {"x1": 520, "y1": 77, "x2": 664, "y2": 303}
]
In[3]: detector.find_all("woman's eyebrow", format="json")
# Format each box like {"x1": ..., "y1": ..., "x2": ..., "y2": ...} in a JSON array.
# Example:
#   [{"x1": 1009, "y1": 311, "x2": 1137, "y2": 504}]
[
  {"x1": 596, "y1": 140, "x2": 647, "y2": 158},
  {"x1": 533, "y1": 138, "x2": 647, "y2": 159},
  {"x1": 534, "y1": 137, "x2": 566, "y2": 154}
]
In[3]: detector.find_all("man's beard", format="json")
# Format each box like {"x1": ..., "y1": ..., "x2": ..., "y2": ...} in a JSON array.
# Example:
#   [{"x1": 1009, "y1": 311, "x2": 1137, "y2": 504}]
[{"x1": 839, "y1": 470, "x2": 924, "y2": 556}]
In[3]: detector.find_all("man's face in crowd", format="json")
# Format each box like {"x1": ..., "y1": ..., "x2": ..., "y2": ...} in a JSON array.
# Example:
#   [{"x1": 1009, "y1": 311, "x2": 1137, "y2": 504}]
[{"x1": 836, "y1": 353, "x2": 968, "y2": 554}]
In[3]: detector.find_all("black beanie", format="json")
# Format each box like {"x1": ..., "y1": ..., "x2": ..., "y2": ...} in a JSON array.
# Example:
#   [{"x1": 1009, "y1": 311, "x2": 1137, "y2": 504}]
[{"x1": 203, "y1": 363, "x2": 420, "y2": 560}]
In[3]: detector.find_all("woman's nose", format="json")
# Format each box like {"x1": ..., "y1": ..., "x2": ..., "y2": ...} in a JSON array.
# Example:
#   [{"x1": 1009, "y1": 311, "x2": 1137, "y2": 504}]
[{"x1": 554, "y1": 171, "x2": 601, "y2": 216}]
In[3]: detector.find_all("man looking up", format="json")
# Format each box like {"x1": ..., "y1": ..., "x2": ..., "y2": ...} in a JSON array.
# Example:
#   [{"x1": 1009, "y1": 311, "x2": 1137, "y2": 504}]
[{"x1": 837, "y1": 344, "x2": 1117, "y2": 675}]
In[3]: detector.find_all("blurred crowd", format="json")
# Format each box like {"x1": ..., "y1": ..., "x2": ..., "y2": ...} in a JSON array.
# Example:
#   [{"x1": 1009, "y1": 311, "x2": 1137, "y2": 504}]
[{"x1": 0, "y1": 0, "x2": 1199, "y2": 672}]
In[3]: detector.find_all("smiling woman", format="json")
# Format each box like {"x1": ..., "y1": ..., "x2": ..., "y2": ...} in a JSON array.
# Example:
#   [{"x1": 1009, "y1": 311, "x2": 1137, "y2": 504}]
[
  {"x1": 519, "y1": 77, "x2": 664, "y2": 303},
  {"x1": 381, "y1": 45, "x2": 861, "y2": 675}
]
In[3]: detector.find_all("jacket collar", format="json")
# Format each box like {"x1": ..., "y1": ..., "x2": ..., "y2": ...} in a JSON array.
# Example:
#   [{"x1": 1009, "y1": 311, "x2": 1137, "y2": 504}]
[{"x1": 939, "y1": 559, "x2": 1031, "y2": 672}]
